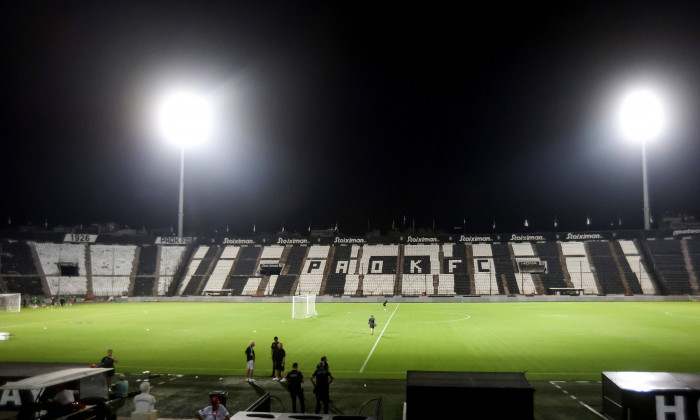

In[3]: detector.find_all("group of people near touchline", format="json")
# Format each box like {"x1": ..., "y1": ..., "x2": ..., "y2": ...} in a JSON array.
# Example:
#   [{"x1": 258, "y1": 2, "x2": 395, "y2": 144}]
[
  {"x1": 244, "y1": 338, "x2": 336, "y2": 414},
  {"x1": 101, "y1": 308, "x2": 385, "y2": 416}
]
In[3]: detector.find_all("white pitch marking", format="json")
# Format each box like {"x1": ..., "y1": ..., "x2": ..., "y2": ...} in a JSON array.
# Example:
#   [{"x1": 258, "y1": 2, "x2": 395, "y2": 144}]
[
  {"x1": 579, "y1": 401, "x2": 606, "y2": 419},
  {"x1": 549, "y1": 381, "x2": 605, "y2": 419},
  {"x1": 359, "y1": 303, "x2": 400, "y2": 373}
]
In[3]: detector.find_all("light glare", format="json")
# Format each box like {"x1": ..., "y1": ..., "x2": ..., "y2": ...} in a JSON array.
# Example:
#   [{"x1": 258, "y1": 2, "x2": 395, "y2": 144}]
[
  {"x1": 159, "y1": 92, "x2": 212, "y2": 146},
  {"x1": 619, "y1": 89, "x2": 664, "y2": 142}
]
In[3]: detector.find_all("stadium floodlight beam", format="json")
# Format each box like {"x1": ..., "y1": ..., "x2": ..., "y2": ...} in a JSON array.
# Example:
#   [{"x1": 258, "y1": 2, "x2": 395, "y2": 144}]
[
  {"x1": 159, "y1": 91, "x2": 213, "y2": 237},
  {"x1": 619, "y1": 88, "x2": 665, "y2": 230}
]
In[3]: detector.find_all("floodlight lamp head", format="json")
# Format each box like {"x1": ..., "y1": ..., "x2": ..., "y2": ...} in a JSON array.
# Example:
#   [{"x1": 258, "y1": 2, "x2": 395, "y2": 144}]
[
  {"x1": 619, "y1": 89, "x2": 665, "y2": 143},
  {"x1": 159, "y1": 92, "x2": 212, "y2": 147}
]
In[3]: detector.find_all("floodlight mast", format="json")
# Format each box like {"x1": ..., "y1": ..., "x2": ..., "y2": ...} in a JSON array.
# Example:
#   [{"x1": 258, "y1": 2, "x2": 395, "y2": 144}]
[
  {"x1": 159, "y1": 92, "x2": 212, "y2": 237},
  {"x1": 619, "y1": 89, "x2": 664, "y2": 230},
  {"x1": 178, "y1": 145, "x2": 185, "y2": 238},
  {"x1": 641, "y1": 140, "x2": 650, "y2": 230}
]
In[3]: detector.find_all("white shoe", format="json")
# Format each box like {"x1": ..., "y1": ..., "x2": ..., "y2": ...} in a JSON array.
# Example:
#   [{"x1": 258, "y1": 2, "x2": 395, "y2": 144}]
[
  {"x1": 272, "y1": 377, "x2": 279, "y2": 381},
  {"x1": 280, "y1": 378, "x2": 286, "y2": 383},
  {"x1": 249, "y1": 378, "x2": 256, "y2": 383},
  {"x1": 245, "y1": 378, "x2": 250, "y2": 382}
]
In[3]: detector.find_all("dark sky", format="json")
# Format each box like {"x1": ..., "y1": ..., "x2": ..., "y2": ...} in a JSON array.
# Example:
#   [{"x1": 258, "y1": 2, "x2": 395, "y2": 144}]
[{"x1": 2, "y1": 1, "x2": 700, "y2": 235}]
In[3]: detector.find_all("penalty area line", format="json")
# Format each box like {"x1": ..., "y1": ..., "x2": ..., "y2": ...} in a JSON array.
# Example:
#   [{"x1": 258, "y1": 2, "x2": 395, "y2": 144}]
[{"x1": 359, "y1": 303, "x2": 400, "y2": 373}]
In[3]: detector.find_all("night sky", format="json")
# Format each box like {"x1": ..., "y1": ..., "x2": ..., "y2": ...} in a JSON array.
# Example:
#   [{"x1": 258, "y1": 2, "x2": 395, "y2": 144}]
[{"x1": 2, "y1": 2, "x2": 700, "y2": 236}]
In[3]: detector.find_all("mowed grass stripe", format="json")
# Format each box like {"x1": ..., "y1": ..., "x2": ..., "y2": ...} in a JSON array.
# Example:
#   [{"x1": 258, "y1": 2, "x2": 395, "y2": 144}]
[{"x1": 1, "y1": 301, "x2": 699, "y2": 380}]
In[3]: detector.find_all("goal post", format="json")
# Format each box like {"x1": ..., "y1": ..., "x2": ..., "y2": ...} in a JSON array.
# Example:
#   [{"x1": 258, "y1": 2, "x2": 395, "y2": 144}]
[
  {"x1": 292, "y1": 294, "x2": 317, "y2": 319},
  {"x1": 0, "y1": 294, "x2": 21, "y2": 312}
]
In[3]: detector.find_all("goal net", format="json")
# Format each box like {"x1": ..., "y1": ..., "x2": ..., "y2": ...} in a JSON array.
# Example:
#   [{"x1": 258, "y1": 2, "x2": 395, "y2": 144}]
[
  {"x1": 292, "y1": 294, "x2": 317, "y2": 319},
  {"x1": 0, "y1": 294, "x2": 21, "y2": 312}
]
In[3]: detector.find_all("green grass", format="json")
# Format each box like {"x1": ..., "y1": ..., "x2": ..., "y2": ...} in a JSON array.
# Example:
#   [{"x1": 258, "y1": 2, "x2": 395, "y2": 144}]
[{"x1": 1, "y1": 301, "x2": 700, "y2": 381}]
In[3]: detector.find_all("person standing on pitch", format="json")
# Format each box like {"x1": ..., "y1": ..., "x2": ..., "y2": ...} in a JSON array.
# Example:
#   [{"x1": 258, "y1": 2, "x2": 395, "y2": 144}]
[
  {"x1": 368, "y1": 314, "x2": 376, "y2": 335},
  {"x1": 245, "y1": 341, "x2": 256, "y2": 383},
  {"x1": 273, "y1": 342, "x2": 286, "y2": 382},
  {"x1": 316, "y1": 356, "x2": 332, "y2": 403},
  {"x1": 311, "y1": 360, "x2": 334, "y2": 414},
  {"x1": 285, "y1": 362, "x2": 305, "y2": 413},
  {"x1": 100, "y1": 349, "x2": 118, "y2": 387},
  {"x1": 383, "y1": 299, "x2": 388, "y2": 311},
  {"x1": 269, "y1": 336, "x2": 279, "y2": 377}
]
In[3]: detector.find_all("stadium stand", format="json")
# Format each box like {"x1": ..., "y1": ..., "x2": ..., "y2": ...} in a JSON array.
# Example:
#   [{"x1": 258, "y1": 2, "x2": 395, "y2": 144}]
[
  {"x1": 511, "y1": 242, "x2": 536, "y2": 257},
  {"x1": 588, "y1": 242, "x2": 626, "y2": 294},
  {"x1": 232, "y1": 245, "x2": 262, "y2": 276},
  {"x1": 492, "y1": 243, "x2": 519, "y2": 294},
  {"x1": 324, "y1": 273, "x2": 346, "y2": 295},
  {"x1": 360, "y1": 245, "x2": 398, "y2": 296},
  {"x1": 202, "y1": 245, "x2": 239, "y2": 294},
  {"x1": 362, "y1": 274, "x2": 394, "y2": 296},
  {"x1": 204, "y1": 258, "x2": 235, "y2": 294},
  {"x1": 90, "y1": 244, "x2": 136, "y2": 297},
  {"x1": 283, "y1": 246, "x2": 307, "y2": 275},
  {"x1": 561, "y1": 241, "x2": 587, "y2": 256},
  {"x1": 472, "y1": 243, "x2": 492, "y2": 257},
  {"x1": 611, "y1": 241, "x2": 644, "y2": 294},
  {"x1": 565, "y1": 256, "x2": 598, "y2": 295},
  {"x1": 178, "y1": 245, "x2": 208, "y2": 295},
  {"x1": 272, "y1": 275, "x2": 296, "y2": 295},
  {"x1": 35, "y1": 243, "x2": 89, "y2": 296},
  {"x1": 158, "y1": 245, "x2": 186, "y2": 295},
  {"x1": 241, "y1": 277, "x2": 262, "y2": 295},
  {"x1": 224, "y1": 276, "x2": 249, "y2": 296},
  {"x1": 297, "y1": 274, "x2": 323, "y2": 295},
  {"x1": 686, "y1": 239, "x2": 700, "y2": 286},
  {"x1": 401, "y1": 274, "x2": 433, "y2": 295},
  {"x1": 511, "y1": 242, "x2": 538, "y2": 295},
  {"x1": 535, "y1": 242, "x2": 569, "y2": 292},
  {"x1": 447, "y1": 243, "x2": 470, "y2": 295},
  {"x1": 260, "y1": 245, "x2": 284, "y2": 260},
  {"x1": 437, "y1": 274, "x2": 455, "y2": 295},
  {"x1": 323, "y1": 245, "x2": 357, "y2": 295},
  {"x1": 264, "y1": 275, "x2": 278, "y2": 296},
  {"x1": 133, "y1": 244, "x2": 157, "y2": 296},
  {"x1": 6, "y1": 232, "x2": 700, "y2": 300},
  {"x1": 404, "y1": 244, "x2": 440, "y2": 273},
  {"x1": 306, "y1": 245, "x2": 330, "y2": 259},
  {"x1": 0, "y1": 240, "x2": 44, "y2": 296},
  {"x1": 344, "y1": 274, "x2": 360, "y2": 295},
  {"x1": 645, "y1": 239, "x2": 693, "y2": 294},
  {"x1": 618, "y1": 240, "x2": 654, "y2": 294}
]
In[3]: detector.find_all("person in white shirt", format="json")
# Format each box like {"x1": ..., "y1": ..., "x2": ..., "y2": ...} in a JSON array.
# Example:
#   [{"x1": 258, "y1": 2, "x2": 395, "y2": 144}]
[
  {"x1": 133, "y1": 381, "x2": 156, "y2": 413},
  {"x1": 195, "y1": 396, "x2": 230, "y2": 420}
]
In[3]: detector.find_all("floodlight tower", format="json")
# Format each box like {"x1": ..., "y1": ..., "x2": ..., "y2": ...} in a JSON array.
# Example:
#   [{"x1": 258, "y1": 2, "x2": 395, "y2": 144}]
[
  {"x1": 159, "y1": 92, "x2": 212, "y2": 237},
  {"x1": 619, "y1": 89, "x2": 664, "y2": 230}
]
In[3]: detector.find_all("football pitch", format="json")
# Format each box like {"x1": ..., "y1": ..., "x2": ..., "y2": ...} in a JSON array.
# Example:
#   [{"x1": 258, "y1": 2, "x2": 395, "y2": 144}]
[{"x1": 1, "y1": 301, "x2": 700, "y2": 381}]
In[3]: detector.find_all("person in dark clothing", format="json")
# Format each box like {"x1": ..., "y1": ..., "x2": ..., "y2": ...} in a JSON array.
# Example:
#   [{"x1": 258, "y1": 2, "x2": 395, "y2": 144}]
[
  {"x1": 368, "y1": 315, "x2": 376, "y2": 335},
  {"x1": 315, "y1": 356, "x2": 332, "y2": 402},
  {"x1": 101, "y1": 349, "x2": 118, "y2": 387},
  {"x1": 269, "y1": 336, "x2": 279, "y2": 377},
  {"x1": 311, "y1": 360, "x2": 334, "y2": 414},
  {"x1": 285, "y1": 362, "x2": 305, "y2": 413},
  {"x1": 315, "y1": 356, "x2": 329, "y2": 371},
  {"x1": 273, "y1": 342, "x2": 286, "y2": 381}
]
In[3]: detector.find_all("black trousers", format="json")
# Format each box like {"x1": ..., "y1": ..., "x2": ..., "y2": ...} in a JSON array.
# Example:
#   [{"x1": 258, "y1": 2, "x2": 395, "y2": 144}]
[
  {"x1": 314, "y1": 387, "x2": 330, "y2": 414},
  {"x1": 289, "y1": 388, "x2": 305, "y2": 413}
]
